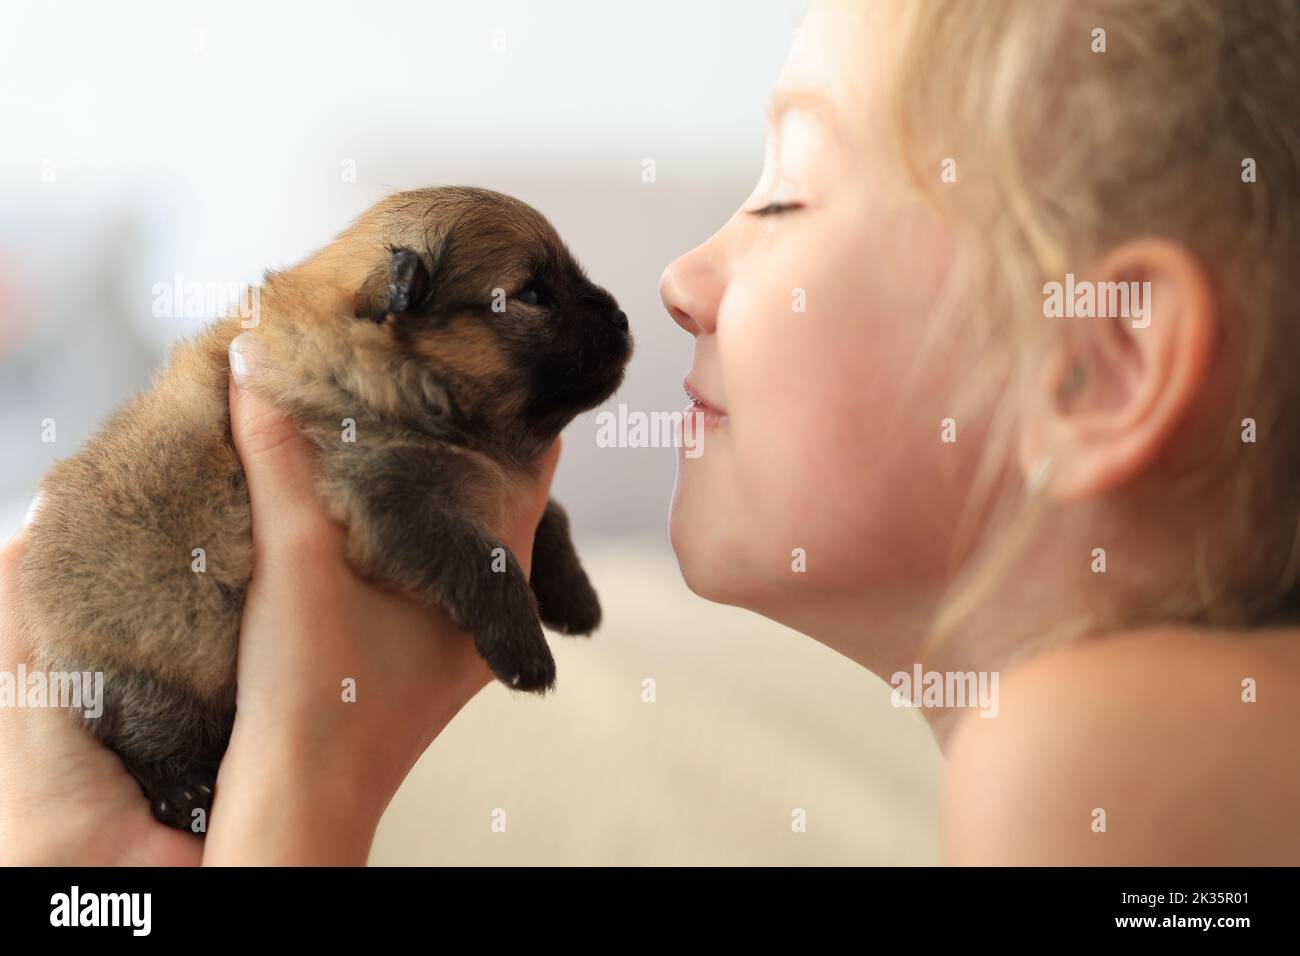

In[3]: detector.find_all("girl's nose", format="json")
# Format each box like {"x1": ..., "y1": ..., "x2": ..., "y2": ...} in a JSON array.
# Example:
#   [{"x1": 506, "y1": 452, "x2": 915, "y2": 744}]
[{"x1": 659, "y1": 244, "x2": 723, "y2": 337}]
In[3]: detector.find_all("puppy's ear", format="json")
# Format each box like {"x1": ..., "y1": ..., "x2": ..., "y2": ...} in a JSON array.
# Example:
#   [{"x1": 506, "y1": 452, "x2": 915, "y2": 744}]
[{"x1": 354, "y1": 246, "x2": 431, "y2": 323}]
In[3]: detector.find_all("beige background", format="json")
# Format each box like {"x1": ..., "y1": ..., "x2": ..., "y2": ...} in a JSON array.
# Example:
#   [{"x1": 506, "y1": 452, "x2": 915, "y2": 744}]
[{"x1": 371, "y1": 542, "x2": 944, "y2": 866}]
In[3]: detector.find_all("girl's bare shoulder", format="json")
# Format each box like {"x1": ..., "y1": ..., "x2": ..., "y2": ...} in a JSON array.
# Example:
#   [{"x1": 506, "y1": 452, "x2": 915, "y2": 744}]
[{"x1": 943, "y1": 626, "x2": 1300, "y2": 864}]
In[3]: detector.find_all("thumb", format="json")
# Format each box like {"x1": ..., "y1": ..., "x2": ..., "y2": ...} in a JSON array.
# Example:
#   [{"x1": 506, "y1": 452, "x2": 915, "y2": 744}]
[
  {"x1": 228, "y1": 334, "x2": 344, "y2": 558},
  {"x1": 517, "y1": 436, "x2": 561, "y2": 537},
  {"x1": 533, "y1": 436, "x2": 562, "y2": 512}
]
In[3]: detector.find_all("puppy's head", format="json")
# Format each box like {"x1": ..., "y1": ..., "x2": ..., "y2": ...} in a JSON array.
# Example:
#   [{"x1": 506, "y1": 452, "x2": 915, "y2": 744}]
[{"x1": 326, "y1": 187, "x2": 631, "y2": 443}]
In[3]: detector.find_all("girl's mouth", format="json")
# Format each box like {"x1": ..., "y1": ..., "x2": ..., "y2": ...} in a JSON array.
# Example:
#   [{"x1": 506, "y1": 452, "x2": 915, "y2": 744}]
[{"x1": 684, "y1": 379, "x2": 728, "y2": 429}]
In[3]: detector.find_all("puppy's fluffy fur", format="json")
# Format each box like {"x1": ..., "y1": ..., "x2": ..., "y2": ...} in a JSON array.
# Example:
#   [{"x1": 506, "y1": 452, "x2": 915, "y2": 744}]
[{"x1": 19, "y1": 187, "x2": 632, "y2": 828}]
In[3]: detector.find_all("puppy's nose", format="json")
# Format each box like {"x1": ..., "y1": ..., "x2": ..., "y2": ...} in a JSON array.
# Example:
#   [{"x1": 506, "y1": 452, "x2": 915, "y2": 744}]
[{"x1": 610, "y1": 309, "x2": 629, "y2": 331}]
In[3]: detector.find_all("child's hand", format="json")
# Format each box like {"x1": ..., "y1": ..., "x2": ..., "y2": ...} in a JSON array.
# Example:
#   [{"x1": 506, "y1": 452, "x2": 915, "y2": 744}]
[{"x1": 204, "y1": 341, "x2": 559, "y2": 865}]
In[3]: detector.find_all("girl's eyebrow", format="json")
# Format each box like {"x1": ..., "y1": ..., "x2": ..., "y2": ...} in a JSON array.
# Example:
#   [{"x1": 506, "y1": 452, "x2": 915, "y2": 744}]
[{"x1": 766, "y1": 87, "x2": 846, "y2": 144}]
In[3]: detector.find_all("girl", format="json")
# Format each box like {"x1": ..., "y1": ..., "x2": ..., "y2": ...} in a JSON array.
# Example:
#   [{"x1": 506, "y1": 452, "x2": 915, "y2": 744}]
[{"x1": 658, "y1": 0, "x2": 1300, "y2": 863}]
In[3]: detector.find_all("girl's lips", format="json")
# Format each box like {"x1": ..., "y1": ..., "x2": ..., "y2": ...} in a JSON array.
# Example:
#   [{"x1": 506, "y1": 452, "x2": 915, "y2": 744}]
[{"x1": 684, "y1": 379, "x2": 728, "y2": 429}]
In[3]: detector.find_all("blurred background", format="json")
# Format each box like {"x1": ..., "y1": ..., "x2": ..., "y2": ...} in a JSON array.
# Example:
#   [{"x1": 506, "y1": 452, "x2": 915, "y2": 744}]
[{"x1": 0, "y1": 0, "x2": 941, "y2": 864}]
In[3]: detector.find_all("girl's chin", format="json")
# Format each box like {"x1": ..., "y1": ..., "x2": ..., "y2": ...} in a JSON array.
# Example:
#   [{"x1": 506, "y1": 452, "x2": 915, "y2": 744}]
[
  {"x1": 668, "y1": 497, "x2": 709, "y2": 585},
  {"x1": 671, "y1": 546, "x2": 734, "y2": 604},
  {"x1": 668, "y1": 497, "x2": 738, "y2": 603}
]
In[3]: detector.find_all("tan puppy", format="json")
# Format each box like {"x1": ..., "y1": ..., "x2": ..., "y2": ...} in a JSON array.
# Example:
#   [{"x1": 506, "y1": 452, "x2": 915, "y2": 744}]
[{"x1": 19, "y1": 187, "x2": 632, "y2": 828}]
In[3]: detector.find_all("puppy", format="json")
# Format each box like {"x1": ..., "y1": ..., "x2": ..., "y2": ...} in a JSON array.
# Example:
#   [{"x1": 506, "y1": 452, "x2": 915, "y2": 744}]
[{"x1": 18, "y1": 187, "x2": 632, "y2": 829}]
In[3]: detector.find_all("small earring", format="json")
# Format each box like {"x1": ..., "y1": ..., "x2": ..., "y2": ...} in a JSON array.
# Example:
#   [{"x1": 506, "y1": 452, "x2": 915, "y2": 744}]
[{"x1": 1026, "y1": 453, "x2": 1054, "y2": 496}]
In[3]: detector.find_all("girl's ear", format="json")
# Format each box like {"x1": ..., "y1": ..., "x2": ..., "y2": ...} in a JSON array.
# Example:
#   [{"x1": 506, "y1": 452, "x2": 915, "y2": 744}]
[
  {"x1": 1018, "y1": 238, "x2": 1217, "y2": 500},
  {"x1": 353, "y1": 246, "x2": 433, "y2": 323}
]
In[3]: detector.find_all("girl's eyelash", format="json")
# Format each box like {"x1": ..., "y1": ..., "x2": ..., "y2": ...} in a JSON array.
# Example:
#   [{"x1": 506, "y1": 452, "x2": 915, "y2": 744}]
[{"x1": 746, "y1": 201, "x2": 803, "y2": 217}]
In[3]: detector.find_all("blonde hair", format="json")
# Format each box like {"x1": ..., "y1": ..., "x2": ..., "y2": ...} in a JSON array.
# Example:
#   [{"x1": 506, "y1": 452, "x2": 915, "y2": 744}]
[{"x1": 879, "y1": 1, "x2": 1300, "y2": 657}]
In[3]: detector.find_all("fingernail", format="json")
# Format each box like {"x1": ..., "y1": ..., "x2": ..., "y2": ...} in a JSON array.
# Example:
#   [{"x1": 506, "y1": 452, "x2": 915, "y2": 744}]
[
  {"x1": 229, "y1": 334, "x2": 260, "y2": 394},
  {"x1": 23, "y1": 493, "x2": 43, "y2": 527}
]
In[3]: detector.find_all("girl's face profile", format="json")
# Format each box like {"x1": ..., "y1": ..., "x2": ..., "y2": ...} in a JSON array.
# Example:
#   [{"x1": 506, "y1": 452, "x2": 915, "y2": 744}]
[{"x1": 659, "y1": 2, "x2": 980, "y2": 645}]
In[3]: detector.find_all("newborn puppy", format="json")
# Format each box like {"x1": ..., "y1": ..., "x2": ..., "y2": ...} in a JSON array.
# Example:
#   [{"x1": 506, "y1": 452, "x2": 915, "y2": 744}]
[{"x1": 18, "y1": 187, "x2": 632, "y2": 829}]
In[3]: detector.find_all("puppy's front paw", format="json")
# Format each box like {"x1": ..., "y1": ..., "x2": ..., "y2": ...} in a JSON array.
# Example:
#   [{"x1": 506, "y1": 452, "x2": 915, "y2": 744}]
[
  {"x1": 529, "y1": 499, "x2": 602, "y2": 636},
  {"x1": 475, "y1": 612, "x2": 557, "y2": 694},
  {"x1": 536, "y1": 572, "x2": 601, "y2": 636}
]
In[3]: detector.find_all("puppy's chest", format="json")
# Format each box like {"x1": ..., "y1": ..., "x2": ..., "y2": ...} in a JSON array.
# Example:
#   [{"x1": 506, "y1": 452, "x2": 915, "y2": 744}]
[{"x1": 302, "y1": 413, "x2": 515, "y2": 532}]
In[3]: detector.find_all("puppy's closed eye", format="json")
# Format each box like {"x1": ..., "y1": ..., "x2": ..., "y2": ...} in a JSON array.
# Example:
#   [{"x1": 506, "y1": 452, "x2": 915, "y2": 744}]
[{"x1": 515, "y1": 282, "x2": 544, "y2": 306}]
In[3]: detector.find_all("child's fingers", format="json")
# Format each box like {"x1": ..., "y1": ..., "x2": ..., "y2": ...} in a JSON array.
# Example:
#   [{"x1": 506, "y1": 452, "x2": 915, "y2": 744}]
[
  {"x1": 0, "y1": 532, "x2": 30, "y2": 672},
  {"x1": 228, "y1": 335, "x2": 347, "y2": 563}
]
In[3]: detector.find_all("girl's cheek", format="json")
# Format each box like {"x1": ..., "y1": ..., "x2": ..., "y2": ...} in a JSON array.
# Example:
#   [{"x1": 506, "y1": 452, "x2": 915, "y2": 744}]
[
  {"x1": 732, "y1": 244, "x2": 878, "y2": 418},
  {"x1": 721, "y1": 252, "x2": 920, "y2": 538},
  {"x1": 723, "y1": 307, "x2": 864, "y2": 524}
]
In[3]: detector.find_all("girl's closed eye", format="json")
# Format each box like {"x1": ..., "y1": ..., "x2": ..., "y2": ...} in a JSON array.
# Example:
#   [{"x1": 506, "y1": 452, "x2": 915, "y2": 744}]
[{"x1": 746, "y1": 201, "x2": 804, "y2": 216}]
